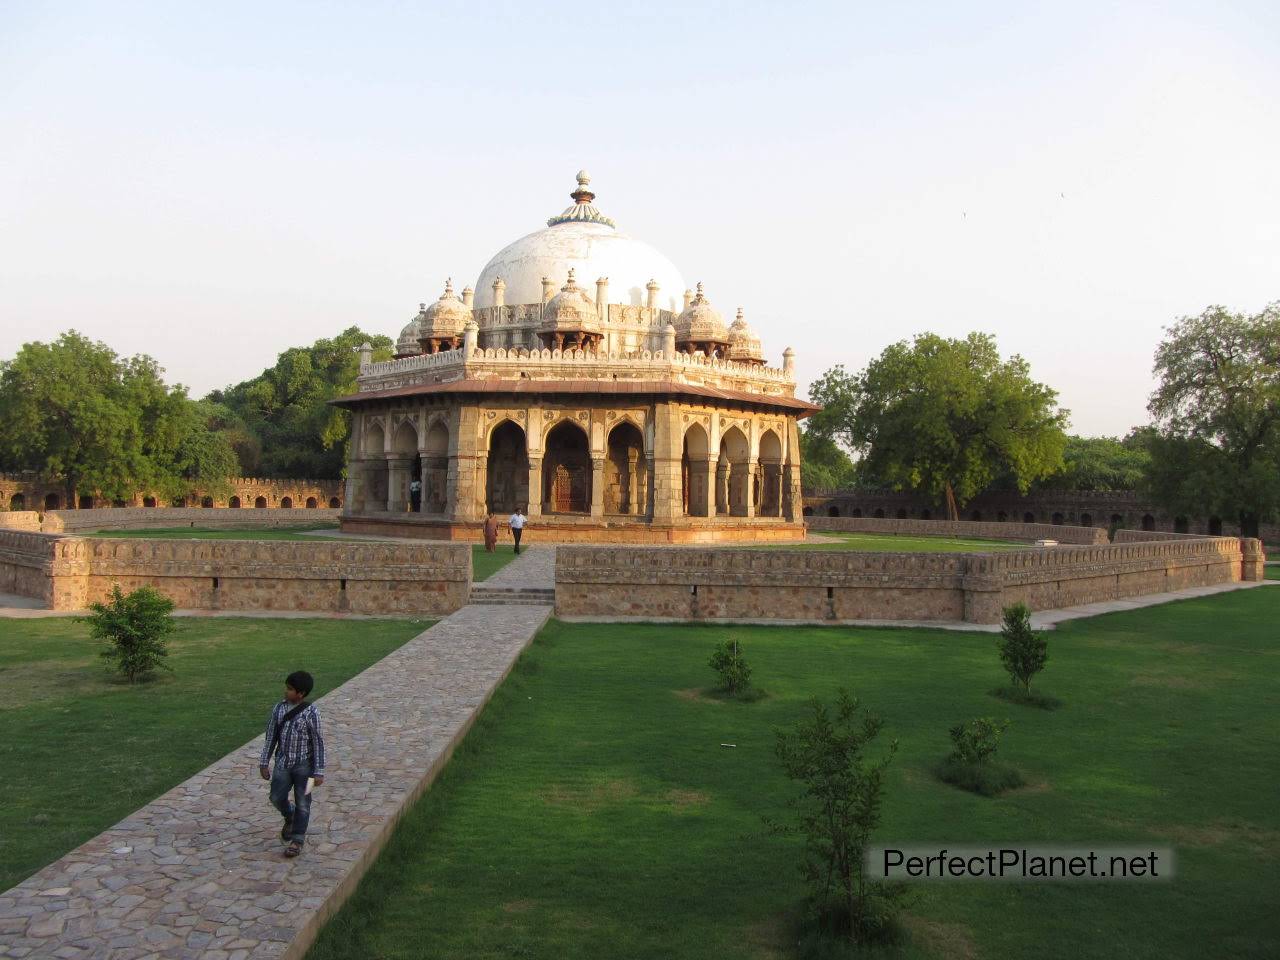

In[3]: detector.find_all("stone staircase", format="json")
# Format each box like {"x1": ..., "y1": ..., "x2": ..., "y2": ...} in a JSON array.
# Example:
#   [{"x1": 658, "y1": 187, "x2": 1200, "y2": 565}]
[{"x1": 469, "y1": 584, "x2": 555, "y2": 606}]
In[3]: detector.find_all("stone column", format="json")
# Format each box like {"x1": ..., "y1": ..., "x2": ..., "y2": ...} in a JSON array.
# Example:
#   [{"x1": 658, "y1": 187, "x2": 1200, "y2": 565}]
[
  {"x1": 701, "y1": 457, "x2": 717, "y2": 517},
  {"x1": 716, "y1": 460, "x2": 730, "y2": 515},
  {"x1": 473, "y1": 453, "x2": 488, "y2": 519},
  {"x1": 646, "y1": 455, "x2": 656, "y2": 519},
  {"x1": 744, "y1": 457, "x2": 758, "y2": 518},
  {"x1": 343, "y1": 477, "x2": 357, "y2": 516},
  {"x1": 527, "y1": 457, "x2": 543, "y2": 518},
  {"x1": 590, "y1": 457, "x2": 605, "y2": 518},
  {"x1": 386, "y1": 455, "x2": 408, "y2": 512},
  {"x1": 445, "y1": 454, "x2": 460, "y2": 519},
  {"x1": 649, "y1": 403, "x2": 683, "y2": 523}
]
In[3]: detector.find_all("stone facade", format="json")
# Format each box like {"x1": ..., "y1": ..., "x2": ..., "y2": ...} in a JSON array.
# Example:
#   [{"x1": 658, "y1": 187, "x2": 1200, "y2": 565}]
[
  {"x1": 555, "y1": 535, "x2": 1261, "y2": 624},
  {"x1": 804, "y1": 487, "x2": 1280, "y2": 544},
  {"x1": 0, "y1": 531, "x2": 470, "y2": 615},
  {"x1": 0, "y1": 473, "x2": 342, "y2": 512},
  {"x1": 40, "y1": 506, "x2": 341, "y2": 534}
]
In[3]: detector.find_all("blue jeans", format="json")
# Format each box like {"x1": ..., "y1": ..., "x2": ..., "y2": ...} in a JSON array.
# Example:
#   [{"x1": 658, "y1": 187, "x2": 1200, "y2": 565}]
[{"x1": 269, "y1": 762, "x2": 313, "y2": 843}]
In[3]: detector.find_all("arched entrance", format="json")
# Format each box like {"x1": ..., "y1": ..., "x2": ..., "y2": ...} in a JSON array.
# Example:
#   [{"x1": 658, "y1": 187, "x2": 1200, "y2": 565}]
[
  {"x1": 543, "y1": 421, "x2": 590, "y2": 514},
  {"x1": 487, "y1": 421, "x2": 528, "y2": 515},
  {"x1": 718, "y1": 426, "x2": 749, "y2": 516},
  {"x1": 607, "y1": 421, "x2": 646, "y2": 515},
  {"x1": 9, "y1": 493, "x2": 25, "y2": 510},
  {"x1": 681, "y1": 423, "x2": 709, "y2": 517},
  {"x1": 422, "y1": 420, "x2": 449, "y2": 515},
  {"x1": 229, "y1": 496, "x2": 241, "y2": 508},
  {"x1": 281, "y1": 497, "x2": 293, "y2": 509},
  {"x1": 44, "y1": 493, "x2": 61, "y2": 510},
  {"x1": 361, "y1": 422, "x2": 388, "y2": 511},
  {"x1": 390, "y1": 420, "x2": 418, "y2": 513},
  {"x1": 255, "y1": 496, "x2": 268, "y2": 508},
  {"x1": 758, "y1": 430, "x2": 783, "y2": 517},
  {"x1": 306, "y1": 496, "x2": 318, "y2": 509}
]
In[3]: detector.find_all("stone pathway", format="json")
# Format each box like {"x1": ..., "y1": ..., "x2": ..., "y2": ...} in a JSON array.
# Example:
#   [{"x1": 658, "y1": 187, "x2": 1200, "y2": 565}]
[
  {"x1": 0, "y1": 603, "x2": 552, "y2": 959},
  {"x1": 482, "y1": 546, "x2": 555, "y2": 590}
]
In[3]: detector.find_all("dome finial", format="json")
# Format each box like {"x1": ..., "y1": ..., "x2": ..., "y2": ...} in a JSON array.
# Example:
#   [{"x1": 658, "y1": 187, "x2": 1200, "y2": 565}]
[
  {"x1": 548, "y1": 169, "x2": 614, "y2": 228},
  {"x1": 565, "y1": 267, "x2": 577, "y2": 288}
]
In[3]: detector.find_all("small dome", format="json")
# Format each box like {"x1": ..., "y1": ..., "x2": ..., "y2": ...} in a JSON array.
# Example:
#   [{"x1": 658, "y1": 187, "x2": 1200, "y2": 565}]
[
  {"x1": 395, "y1": 305, "x2": 426, "y2": 357},
  {"x1": 420, "y1": 279, "x2": 471, "y2": 340},
  {"x1": 726, "y1": 307, "x2": 764, "y2": 364},
  {"x1": 540, "y1": 269, "x2": 601, "y2": 333},
  {"x1": 675, "y1": 283, "x2": 728, "y2": 344}
]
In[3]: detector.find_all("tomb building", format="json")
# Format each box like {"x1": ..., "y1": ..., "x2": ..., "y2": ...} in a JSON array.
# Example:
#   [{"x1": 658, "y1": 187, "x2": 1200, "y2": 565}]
[{"x1": 334, "y1": 171, "x2": 815, "y2": 542}]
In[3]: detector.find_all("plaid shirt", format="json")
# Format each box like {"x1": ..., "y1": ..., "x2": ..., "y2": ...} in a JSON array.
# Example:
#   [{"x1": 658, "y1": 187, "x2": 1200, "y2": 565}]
[{"x1": 258, "y1": 700, "x2": 326, "y2": 773}]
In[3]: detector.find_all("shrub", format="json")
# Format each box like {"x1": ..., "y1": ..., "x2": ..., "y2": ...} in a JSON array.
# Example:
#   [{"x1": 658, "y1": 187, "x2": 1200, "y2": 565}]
[
  {"x1": 709, "y1": 639, "x2": 752, "y2": 695},
  {"x1": 948, "y1": 717, "x2": 1009, "y2": 764},
  {"x1": 997, "y1": 602, "x2": 1048, "y2": 692},
  {"x1": 82, "y1": 584, "x2": 176, "y2": 683},
  {"x1": 771, "y1": 689, "x2": 904, "y2": 944},
  {"x1": 938, "y1": 717, "x2": 1023, "y2": 796}
]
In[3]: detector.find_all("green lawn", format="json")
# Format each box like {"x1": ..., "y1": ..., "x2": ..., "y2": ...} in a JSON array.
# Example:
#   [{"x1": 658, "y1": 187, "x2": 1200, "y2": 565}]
[
  {"x1": 1265, "y1": 564, "x2": 1279, "y2": 581},
  {"x1": 784, "y1": 532, "x2": 1027, "y2": 552},
  {"x1": 309, "y1": 590, "x2": 1279, "y2": 960},
  {"x1": 86, "y1": 524, "x2": 342, "y2": 541},
  {"x1": 0, "y1": 617, "x2": 427, "y2": 891},
  {"x1": 473, "y1": 545, "x2": 517, "y2": 581}
]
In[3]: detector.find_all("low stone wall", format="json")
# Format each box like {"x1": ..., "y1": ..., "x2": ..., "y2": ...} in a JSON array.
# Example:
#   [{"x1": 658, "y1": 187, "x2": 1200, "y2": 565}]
[
  {"x1": 0, "y1": 531, "x2": 470, "y2": 614},
  {"x1": 556, "y1": 536, "x2": 1258, "y2": 624},
  {"x1": 807, "y1": 516, "x2": 1108, "y2": 545},
  {"x1": 0, "y1": 530, "x2": 61, "y2": 604},
  {"x1": 0, "y1": 510, "x2": 42, "y2": 531},
  {"x1": 43, "y1": 507, "x2": 341, "y2": 534}
]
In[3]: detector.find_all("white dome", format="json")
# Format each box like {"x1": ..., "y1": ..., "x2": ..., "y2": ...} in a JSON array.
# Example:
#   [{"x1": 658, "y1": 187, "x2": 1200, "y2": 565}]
[{"x1": 474, "y1": 172, "x2": 686, "y2": 313}]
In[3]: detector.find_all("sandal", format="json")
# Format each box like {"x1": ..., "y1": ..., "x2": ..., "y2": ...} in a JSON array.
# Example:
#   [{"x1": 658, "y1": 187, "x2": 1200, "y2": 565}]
[
  {"x1": 280, "y1": 818, "x2": 293, "y2": 842},
  {"x1": 284, "y1": 841, "x2": 303, "y2": 858}
]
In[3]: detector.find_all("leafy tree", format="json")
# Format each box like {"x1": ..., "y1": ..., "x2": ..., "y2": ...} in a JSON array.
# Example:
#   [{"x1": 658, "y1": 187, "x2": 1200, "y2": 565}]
[
  {"x1": 1146, "y1": 304, "x2": 1280, "y2": 538},
  {"x1": 997, "y1": 601, "x2": 1048, "y2": 692},
  {"x1": 0, "y1": 331, "x2": 234, "y2": 504},
  {"x1": 811, "y1": 334, "x2": 1068, "y2": 517},
  {"x1": 798, "y1": 428, "x2": 858, "y2": 491},
  {"x1": 211, "y1": 327, "x2": 393, "y2": 478},
  {"x1": 1040, "y1": 434, "x2": 1151, "y2": 491},
  {"x1": 708, "y1": 639, "x2": 752, "y2": 694},
  {"x1": 771, "y1": 690, "x2": 902, "y2": 944},
  {"x1": 82, "y1": 584, "x2": 177, "y2": 683}
]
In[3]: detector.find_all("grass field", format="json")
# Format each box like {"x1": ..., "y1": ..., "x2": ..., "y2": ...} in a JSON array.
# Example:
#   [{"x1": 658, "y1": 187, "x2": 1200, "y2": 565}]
[
  {"x1": 781, "y1": 532, "x2": 1026, "y2": 552},
  {"x1": 308, "y1": 589, "x2": 1279, "y2": 960},
  {"x1": 0, "y1": 617, "x2": 427, "y2": 891},
  {"x1": 1266, "y1": 564, "x2": 1279, "y2": 581}
]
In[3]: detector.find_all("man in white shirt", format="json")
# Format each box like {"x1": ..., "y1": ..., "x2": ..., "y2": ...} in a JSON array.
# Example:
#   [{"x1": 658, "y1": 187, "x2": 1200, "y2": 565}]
[{"x1": 509, "y1": 508, "x2": 527, "y2": 554}]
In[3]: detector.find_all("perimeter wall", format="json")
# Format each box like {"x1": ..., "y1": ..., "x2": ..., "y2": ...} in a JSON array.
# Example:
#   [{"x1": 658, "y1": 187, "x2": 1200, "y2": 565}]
[
  {"x1": 0, "y1": 531, "x2": 470, "y2": 615},
  {"x1": 556, "y1": 536, "x2": 1264, "y2": 624}
]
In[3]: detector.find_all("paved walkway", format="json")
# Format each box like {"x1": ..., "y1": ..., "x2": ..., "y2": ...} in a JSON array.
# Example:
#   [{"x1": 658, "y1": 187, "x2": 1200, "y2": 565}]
[
  {"x1": 483, "y1": 546, "x2": 555, "y2": 590},
  {"x1": 0, "y1": 603, "x2": 552, "y2": 960}
]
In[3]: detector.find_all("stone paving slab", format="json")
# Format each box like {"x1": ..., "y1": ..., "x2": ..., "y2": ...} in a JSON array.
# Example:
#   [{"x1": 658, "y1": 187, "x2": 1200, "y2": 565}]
[
  {"x1": 0, "y1": 603, "x2": 552, "y2": 960},
  {"x1": 482, "y1": 546, "x2": 555, "y2": 590}
]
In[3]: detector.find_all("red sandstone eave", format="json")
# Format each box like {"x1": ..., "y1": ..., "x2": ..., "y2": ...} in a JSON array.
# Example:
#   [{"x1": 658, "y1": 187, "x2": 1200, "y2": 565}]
[{"x1": 329, "y1": 378, "x2": 820, "y2": 418}]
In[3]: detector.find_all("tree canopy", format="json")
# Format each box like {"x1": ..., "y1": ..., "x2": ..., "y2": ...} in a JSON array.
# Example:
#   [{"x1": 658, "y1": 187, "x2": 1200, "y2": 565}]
[
  {"x1": 1038, "y1": 433, "x2": 1151, "y2": 492},
  {"x1": 209, "y1": 327, "x2": 393, "y2": 478},
  {"x1": 1145, "y1": 303, "x2": 1280, "y2": 537},
  {"x1": 0, "y1": 331, "x2": 237, "y2": 502},
  {"x1": 809, "y1": 333, "x2": 1068, "y2": 514}
]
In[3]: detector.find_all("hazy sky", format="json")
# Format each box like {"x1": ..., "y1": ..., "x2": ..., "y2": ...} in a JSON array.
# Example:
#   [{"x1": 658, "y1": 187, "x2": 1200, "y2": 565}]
[{"x1": 2, "y1": 2, "x2": 1277, "y2": 437}]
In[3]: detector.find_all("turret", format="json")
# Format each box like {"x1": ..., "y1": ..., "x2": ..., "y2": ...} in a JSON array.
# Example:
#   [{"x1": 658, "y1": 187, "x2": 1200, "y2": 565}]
[{"x1": 492, "y1": 277, "x2": 506, "y2": 308}]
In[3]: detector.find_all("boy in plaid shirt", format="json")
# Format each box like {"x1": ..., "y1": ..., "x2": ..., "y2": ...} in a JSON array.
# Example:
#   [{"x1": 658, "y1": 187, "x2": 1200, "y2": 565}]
[{"x1": 258, "y1": 670, "x2": 326, "y2": 857}]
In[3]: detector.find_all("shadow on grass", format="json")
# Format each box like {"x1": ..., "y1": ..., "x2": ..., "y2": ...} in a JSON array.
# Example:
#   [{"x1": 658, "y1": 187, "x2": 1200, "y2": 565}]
[
  {"x1": 989, "y1": 686, "x2": 1063, "y2": 710},
  {"x1": 702, "y1": 686, "x2": 770, "y2": 704},
  {"x1": 935, "y1": 757, "x2": 1025, "y2": 796}
]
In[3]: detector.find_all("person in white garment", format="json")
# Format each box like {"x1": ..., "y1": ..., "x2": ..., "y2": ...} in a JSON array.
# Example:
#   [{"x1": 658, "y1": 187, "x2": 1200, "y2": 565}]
[{"x1": 509, "y1": 507, "x2": 527, "y2": 554}]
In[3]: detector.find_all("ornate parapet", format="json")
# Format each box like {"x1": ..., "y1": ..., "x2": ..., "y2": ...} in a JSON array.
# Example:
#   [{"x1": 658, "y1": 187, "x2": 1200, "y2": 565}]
[{"x1": 356, "y1": 346, "x2": 796, "y2": 397}]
